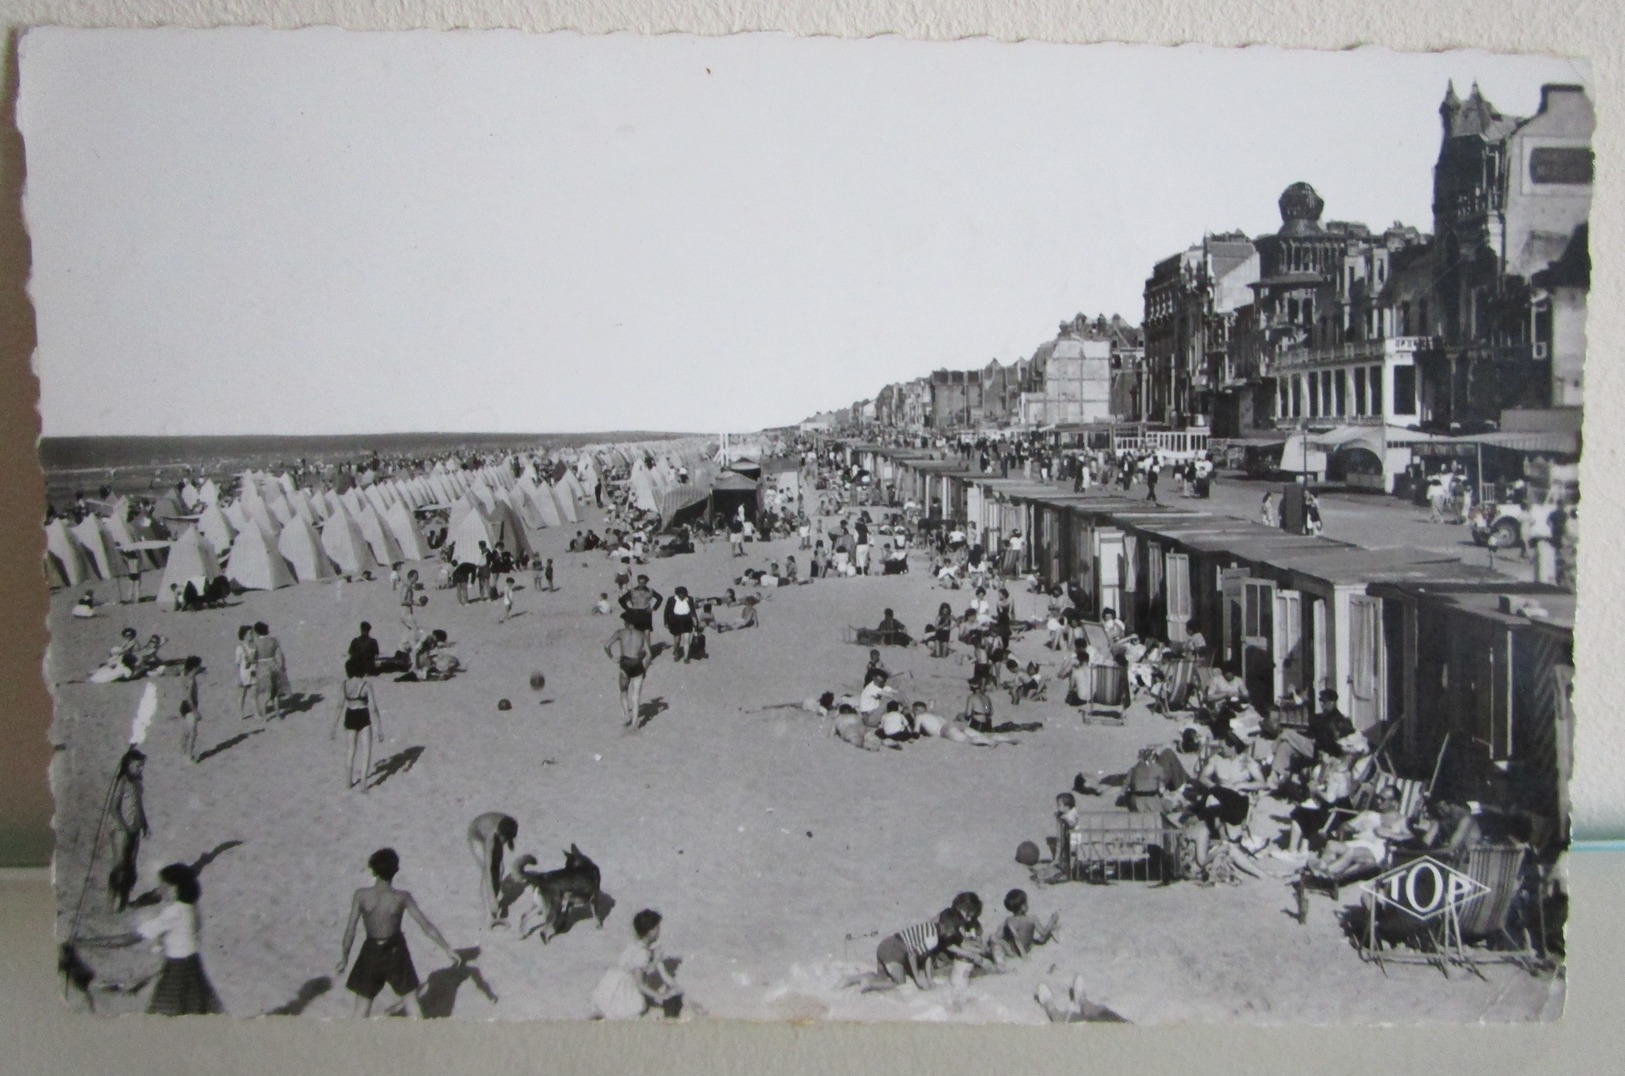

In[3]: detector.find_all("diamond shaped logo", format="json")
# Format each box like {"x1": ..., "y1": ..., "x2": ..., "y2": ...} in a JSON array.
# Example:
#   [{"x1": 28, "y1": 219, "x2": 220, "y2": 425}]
[{"x1": 1360, "y1": 856, "x2": 1489, "y2": 922}]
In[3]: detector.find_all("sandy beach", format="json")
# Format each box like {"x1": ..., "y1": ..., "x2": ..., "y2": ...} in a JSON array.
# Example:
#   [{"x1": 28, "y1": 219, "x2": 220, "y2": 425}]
[{"x1": 46, "y1": 498, "x2": 1562, "y2": 1024}]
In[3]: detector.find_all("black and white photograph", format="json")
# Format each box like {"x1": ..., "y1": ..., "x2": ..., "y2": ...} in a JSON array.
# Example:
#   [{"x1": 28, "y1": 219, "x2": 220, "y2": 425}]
[{"x1": 22, "y1": 28, "x2": 1587, "y2": 1024}]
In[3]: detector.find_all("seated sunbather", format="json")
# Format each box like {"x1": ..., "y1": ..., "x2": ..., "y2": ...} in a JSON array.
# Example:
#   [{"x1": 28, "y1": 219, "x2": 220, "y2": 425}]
[{"x1": 1302, "y1": 786, "x2": 1407, "y2": 883}]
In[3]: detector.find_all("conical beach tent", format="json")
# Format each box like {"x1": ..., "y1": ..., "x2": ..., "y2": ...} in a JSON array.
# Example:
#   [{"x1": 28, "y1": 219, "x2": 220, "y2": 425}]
[
  {"x1": 355, "y1": 504, "x2": 405, "y2": 567},
  {"x1": 445, "y1": 504, "x2": 500, "y2": 567},
  {"x1": 71, "y1": 515, "x2": 118, "y2": 580},
  {"x1": 157, "y1": 527, "x2": 221, "y2": 604},
  {"x1": 526, "y1": 482, "x2": 562, "y2": 527},
  {"x1": 197, "y1": 502, "x2": 236, "y2": 554},
  {"x1": 277, "y1": 516, "x2": 336, "y2": 582},
  {"x1": 550, "y1": 481, "x2": 579, "y2": 523},
  {"x1": 382, "y1": 501, "x2": 430, "y2": 561},
  {"x1": 44, "y1": 519, "x2": 91, "y2": 587},
  {"x1": 320, "y1": 510, "x2": 381, "y2": 577},
  {"x1": 225, "y1": 523, "x2": 295, "y2": 591}
]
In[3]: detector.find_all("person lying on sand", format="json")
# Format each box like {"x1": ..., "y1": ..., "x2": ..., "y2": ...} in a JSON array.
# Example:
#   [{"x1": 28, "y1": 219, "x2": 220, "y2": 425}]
[
  {"x1": 1035, "y1": 975, "x2": 1128, "y2": 1023},
  {"x1": 907, "y1": 702, "x2": 1017, "y2": 746}
]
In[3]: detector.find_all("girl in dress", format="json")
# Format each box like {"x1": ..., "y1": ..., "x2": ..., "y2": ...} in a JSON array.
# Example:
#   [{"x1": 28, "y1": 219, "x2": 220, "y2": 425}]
[
  {"x1": 591, "y1": 909, "x2": 683, "y2": 1019},
  {"x1": 79, "y1": 862, "x2": 224, "y2": 1015}
]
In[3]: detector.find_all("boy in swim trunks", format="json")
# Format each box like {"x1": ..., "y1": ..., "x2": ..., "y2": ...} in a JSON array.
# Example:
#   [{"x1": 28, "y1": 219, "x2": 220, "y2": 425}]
[
  {"x1": 337, "y1": 848, "x2": 460, "y2": 1018},
  {"x1": 604, "y1": 617, "x2": 652, "y2": 730}
]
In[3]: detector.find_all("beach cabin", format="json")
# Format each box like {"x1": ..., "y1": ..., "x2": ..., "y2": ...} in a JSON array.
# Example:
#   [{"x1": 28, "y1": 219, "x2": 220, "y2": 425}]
[
  {"x1": 1365, "y1": 581, "x2": 1574, "y2": 837},
  {"x1": 1220, "y1": 547, "x2": 1499, "y2": 730}
]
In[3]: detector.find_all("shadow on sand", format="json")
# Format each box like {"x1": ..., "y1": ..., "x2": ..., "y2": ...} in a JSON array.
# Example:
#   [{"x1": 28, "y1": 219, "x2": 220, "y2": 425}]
[
  {"x1": 368, "y1": 745, "x2": 425, "y2": 790},
  {"x1": 635, "y1": 697, "x2": 669, "y2": 728},
  {"x1": 196, "y1": 728, "x2": 264, "y2": 763},
  {"x1": 419, "y1": 947, "x2": 497, "y2": 1018},
  {"x1": 277, "y1": 691, "x2": 325, "y2": 717},
  {"x1": 264, "y1": 975, "x2": 332, "y2": 1016}
]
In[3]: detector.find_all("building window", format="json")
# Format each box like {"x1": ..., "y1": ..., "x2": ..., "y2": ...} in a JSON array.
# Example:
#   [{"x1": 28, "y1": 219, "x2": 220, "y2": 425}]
[
  {"x1": 1335, "y1": 369, "x2": 1347, "y2": 416},
  {"x1": 1418, "y1": 299, "x2": 1428, "y2": 335},
  {"x1": 1304, "y1": 298, "x2": 1314, "y2": 326},
  {"x1": 1291, "y1": 377, "x2": 1302, "y2": 418},
  {"x1": 1392, "y1": 365, "x2": 1414, "y2": 415},
  {"x1": 1530, "y1": 146, "x2": 1594, "y2": 185},
  {"x1": 1354, "y1": 366, "x2": 1368, "y2": 415},
  {"x1": 1288, "y1": 298, "x2": 1299, "y2": 323}
]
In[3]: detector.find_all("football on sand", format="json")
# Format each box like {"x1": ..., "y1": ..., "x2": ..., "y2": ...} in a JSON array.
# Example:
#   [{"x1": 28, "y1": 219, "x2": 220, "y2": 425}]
[{"x1": 529, "y1": 672, "x2": 547, "y2": 692}]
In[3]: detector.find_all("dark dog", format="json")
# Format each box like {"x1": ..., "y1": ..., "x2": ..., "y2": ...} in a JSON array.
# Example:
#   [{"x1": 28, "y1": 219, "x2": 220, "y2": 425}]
[{"x1": 517, "y1": 845, "x2": 603, "y2": 943}]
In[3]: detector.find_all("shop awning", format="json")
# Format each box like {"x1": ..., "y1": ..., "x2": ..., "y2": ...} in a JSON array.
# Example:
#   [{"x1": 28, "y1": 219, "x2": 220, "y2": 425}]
[
  {"x1": 1410, "y1": 430, "x2": 1580, "y2": 458},
  {"x1": 1212, "y1": 434, "x2": 1289, "y2": 448}
]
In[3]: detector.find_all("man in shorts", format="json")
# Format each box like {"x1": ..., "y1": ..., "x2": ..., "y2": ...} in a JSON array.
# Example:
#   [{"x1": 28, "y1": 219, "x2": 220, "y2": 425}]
[
  {"x1": 604, "y1": 616, "x2": 652, "y2": 730},
  {"x1": 618, "y1": 575, "x2": 662, "y2": 632},
  {"x1": 337, "y1": 848, "x2": 460, "y2": 1018}
]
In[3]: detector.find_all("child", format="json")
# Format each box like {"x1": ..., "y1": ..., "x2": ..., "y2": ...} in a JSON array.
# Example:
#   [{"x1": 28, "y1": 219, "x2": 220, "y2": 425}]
[
  {"x1": 179, "y1": 701, "x2": 200, "y2": 764},
  {"x1": 592, "y1": 592, "x2": 614, "y2": 615},
  {"x1": 591, "y1": 909, "x2": 684, "y2": 1019},
  {"x1": 532, "y1": 556, "x2": 546, "y2": 592},
  {"x1": 997, "y1": 889, "x2": 1059, "y2": 960},
  {"x1": 841, "y1": 908, "x2": 966, "y2": 993},
  {"x1": 1055, "y1": 793, "x2": 1079, "y2": 878},
  {"x1": 500, "y1": 576, "x2": 517, "y2": 622},
  {"x1": 545, "y1": 558, "x2": 555, "y2": 592}
]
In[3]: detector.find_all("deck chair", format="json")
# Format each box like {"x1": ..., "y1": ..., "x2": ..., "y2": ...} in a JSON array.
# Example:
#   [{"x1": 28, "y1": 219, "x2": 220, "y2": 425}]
[
  {"x1": 1154, "y1": 657, "x2": 1199, "y2": 718},
  {"x1": 1449, "y1": 841, "x2": 1539, "y2": 973},
  {"x1": 1081, "y1": 663, "x2": 1130, "y2": 726}
]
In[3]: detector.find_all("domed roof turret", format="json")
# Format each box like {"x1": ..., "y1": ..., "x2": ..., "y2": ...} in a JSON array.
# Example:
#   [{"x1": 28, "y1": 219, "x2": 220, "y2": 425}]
[{"x1": 1278, "y1": 182, "x2": 1325, "y2": 236}]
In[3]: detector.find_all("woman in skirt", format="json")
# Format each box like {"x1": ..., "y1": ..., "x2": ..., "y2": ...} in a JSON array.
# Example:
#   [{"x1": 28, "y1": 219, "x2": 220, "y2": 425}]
[{"x1": 79, "y1": 862, "x2": 224, "y2": 1015}]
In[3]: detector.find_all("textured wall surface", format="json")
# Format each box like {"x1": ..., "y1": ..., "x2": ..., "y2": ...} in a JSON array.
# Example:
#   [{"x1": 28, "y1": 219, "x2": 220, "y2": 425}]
[{"x1": 0, "y1": 2, "x2": 1620, "y2": 1071}]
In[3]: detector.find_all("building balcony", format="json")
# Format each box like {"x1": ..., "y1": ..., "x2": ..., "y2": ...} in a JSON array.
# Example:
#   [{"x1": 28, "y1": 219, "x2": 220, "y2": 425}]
[{"x1": 1267, "y1": 335, "x2": 1440, "y2": 373}]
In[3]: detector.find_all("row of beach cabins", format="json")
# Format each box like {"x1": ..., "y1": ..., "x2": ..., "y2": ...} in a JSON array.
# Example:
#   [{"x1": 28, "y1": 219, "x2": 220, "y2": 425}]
[{"x1": 841, "y1": 442, "x2": 1577, "y2": 848}]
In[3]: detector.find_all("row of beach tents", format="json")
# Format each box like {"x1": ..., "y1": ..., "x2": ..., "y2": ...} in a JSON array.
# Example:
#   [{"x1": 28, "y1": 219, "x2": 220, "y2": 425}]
[
  {"x1": 44, "y1": 457, "x2": 589, "y2": 602},
  {"x1": 46, "y1": 437, "x2": 735, "y2": 602}
]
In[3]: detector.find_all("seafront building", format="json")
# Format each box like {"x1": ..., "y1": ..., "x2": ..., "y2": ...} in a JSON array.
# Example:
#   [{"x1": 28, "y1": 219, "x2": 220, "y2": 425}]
[{"x1": 815, "y1": 82, "x2": 1589, "y2": 503}]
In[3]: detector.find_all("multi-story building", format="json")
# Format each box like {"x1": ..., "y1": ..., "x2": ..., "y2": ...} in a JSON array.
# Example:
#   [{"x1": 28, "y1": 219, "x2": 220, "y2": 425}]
[
  {"x1": 1427, "y1": 82, "x2": 1593, "y2": 427},
  {"x1": 1143, "y1": 233, "x2": 1258, "y2": 429},
  {"x1": 1018, "y1": 315, "x2": 1133, "y2": 426},
  {"x1": 928, "y1": 369, "x2": 984, "y2": 430}
]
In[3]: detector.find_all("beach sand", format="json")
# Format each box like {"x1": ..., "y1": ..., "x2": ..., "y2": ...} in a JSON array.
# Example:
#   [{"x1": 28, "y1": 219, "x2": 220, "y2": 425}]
[{"x1": 45, "y1": 503, "x2": 1562, "y2": 1023}]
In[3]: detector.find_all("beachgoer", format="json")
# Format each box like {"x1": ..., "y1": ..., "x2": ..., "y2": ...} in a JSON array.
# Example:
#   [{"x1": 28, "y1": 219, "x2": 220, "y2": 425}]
[
  {"x1": 605, "y1": 618, "x2": 652, "y2": 730},
  {"x1": 252, "y1": 622, "x2": 289, "y2": 721},
  {"x1": 663, "y1": 586, "x2": 697, "y2": 663},
  {"x1": 108, "y1": 747, "x2": 149, "y2": 911},
  {"x1": 331, "y1": 656, "x2": 383, "y2": 790},
  {"x1": 77, "y1": 863, "x2": 224, "y2": 1015},
  {"x1": 466, "y1": 812, "x2": 519, "y2": 928},
  {"x1": 996, "y1": 889, "x2": 1058, "y2": 961},
  {"x1": 179, "y1": 656, "x2": 204, "y2": 763},
  {"x1": 347, "y1": 622, "x2": 380, "y2": 677},
  {"x1": 591, "y1": 909, "x2": 685, "y2": 1020},
  {"x1": 337, "y1": 848, "x2": 461, "y2": 1018}
]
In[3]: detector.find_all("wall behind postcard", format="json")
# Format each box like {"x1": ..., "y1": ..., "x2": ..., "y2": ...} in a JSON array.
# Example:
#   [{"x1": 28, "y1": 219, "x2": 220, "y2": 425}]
[{"x1": 0, "y1": 5, "x2": 1621, "y2": 1075}]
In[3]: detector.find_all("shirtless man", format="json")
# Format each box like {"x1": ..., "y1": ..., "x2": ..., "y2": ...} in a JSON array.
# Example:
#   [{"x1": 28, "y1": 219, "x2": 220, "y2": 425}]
[
  {"x1": 337, "y1": 848, "x2": 460, "y2": 1018},
  {"x1": 605, "y1": 617, "x2": 652, "y2": 730},
  {"x1": 466, "y1": 812, "x2": 519, "y2": 928}
]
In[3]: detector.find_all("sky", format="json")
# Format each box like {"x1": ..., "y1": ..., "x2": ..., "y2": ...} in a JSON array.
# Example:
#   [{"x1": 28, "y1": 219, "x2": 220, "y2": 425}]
[{"x1": 20, "y1": 29, "x2": 1587, "y2": 437}]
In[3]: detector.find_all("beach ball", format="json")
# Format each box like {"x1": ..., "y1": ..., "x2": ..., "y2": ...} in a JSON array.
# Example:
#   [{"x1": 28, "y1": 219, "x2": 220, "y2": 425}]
[
  {"x1": 1015, "y1": 840, "x2": 1041, "y2": 867},
  {"x1": 529, "y1": 672, "x2": 547, "y2": 692},
  {"x1": 497, "y1": 698, "x2": 512, "y2": 711}
]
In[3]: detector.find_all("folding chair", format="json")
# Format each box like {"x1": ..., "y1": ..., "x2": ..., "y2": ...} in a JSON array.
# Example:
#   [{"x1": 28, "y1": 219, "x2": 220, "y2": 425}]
[
  {"x1": 1154, "y1": 657, "x2": 1198, "y2": 718},
  {"x1": 1082, "y1": 663, "x2": 1130, "y2": 726}
]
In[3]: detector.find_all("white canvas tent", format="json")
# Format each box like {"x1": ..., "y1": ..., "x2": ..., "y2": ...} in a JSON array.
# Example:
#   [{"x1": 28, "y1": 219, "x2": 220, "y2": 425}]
[
  {"x1": 320, "y1": 509, "x2": 381, "y2": 577},
  {"x1": 70, "y1": 515, "x2": 119, "y2": 580},
  {"x1": 382, "y1": 501, "x2": 430, "y2": 561},
  {"x1": 225, "y1": 523, "x2": 295, "y2": 591},
  {"x1": 277, "y1": 516, "x2": 336, "y2": 582},
  {"x1": 44, "y1": 519, "x2": 92, "y2": 587},
  {"x1": 355, "y1": 504, "x2": 405, "y2": 567},
  {"x1": 526, "y1": 481, "x2": 563, "y2": 527},
  {"x1": 157, "y1": 527, "x2": 221, "y2": 604},
  {"x1": 550, "y1": 481, "x2": 579, "y2": 523},
  {"x1": 197, "y1": 502, "x2": 237, "y2": 553}
]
